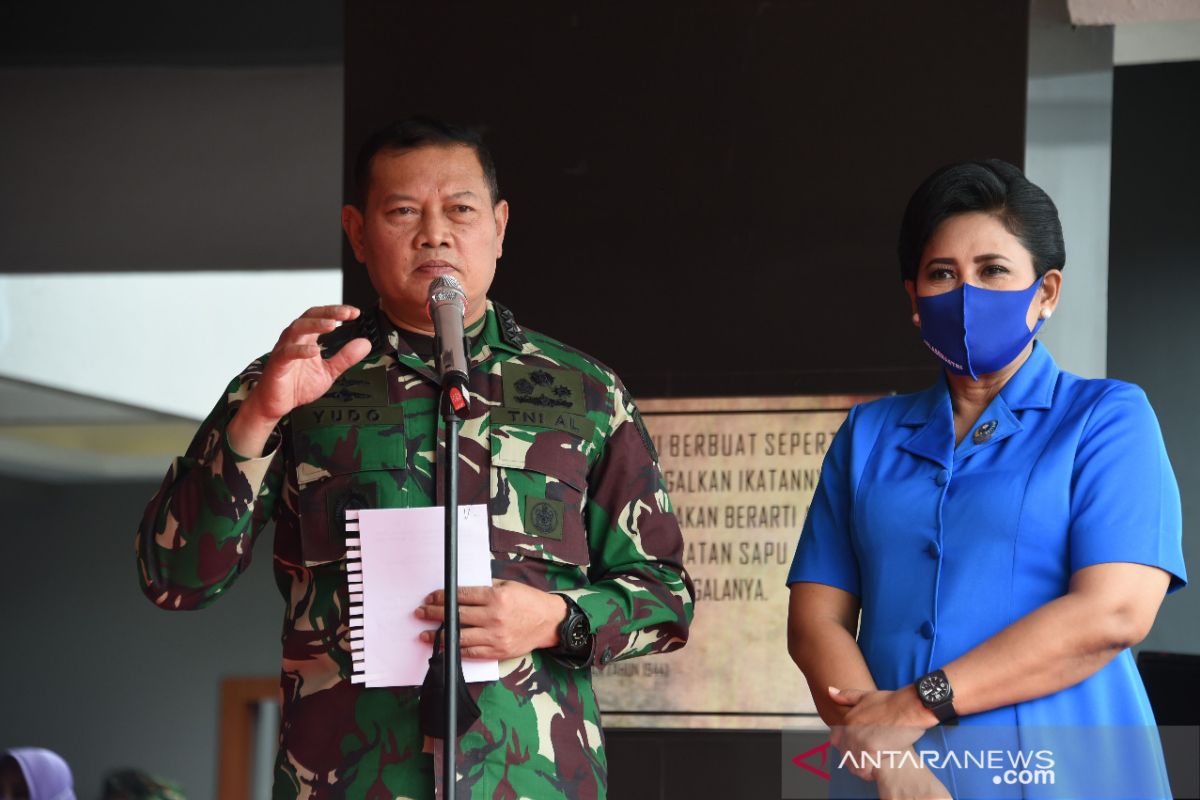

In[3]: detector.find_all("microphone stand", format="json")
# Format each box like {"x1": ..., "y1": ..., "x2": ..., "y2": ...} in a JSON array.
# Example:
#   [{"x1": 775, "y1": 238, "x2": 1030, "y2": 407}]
[
  {"x1": 439, "y1": 371, "x2": 470, "y2": 799},
  {"x1": 428, "y1": 275, "x2": 472, "y2": 799}
]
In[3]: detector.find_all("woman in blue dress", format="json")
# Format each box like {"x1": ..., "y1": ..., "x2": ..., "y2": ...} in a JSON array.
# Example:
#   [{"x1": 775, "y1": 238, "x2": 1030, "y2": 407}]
[{"x1": 787, "y1": 160, "x2": 1186, "y2": 799}]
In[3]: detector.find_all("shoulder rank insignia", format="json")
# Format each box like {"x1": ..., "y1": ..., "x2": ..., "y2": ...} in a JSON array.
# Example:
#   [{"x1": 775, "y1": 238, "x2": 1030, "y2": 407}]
[{"x1": 493, "y1": 301, "x2": 529, "y2": 348}]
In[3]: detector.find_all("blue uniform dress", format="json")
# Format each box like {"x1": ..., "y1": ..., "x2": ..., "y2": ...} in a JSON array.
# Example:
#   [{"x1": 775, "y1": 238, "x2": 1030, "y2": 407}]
[{"x1": 788, "y1": 343, "x2": 1187, "y2": 799}]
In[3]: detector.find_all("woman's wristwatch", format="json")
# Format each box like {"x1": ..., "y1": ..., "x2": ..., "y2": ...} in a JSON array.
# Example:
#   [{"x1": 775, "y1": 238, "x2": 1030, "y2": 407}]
[{"x1": 915, "y1": 669, "x2": 959, "y2": 725}]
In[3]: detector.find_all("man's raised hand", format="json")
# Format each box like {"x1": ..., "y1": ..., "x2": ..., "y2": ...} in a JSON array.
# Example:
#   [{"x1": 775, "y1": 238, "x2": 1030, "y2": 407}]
[{"x1": 228, "y1": 305, "x2": 372, "y2": 456}]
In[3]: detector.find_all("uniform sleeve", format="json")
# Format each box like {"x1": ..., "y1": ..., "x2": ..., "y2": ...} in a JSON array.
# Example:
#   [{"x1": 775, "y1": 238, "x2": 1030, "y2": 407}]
[
  {"x1": 786, "y1": 407, "x2": 861, "y2": 596},
  {"x1": 1069, "y1": 383, "x2": 1187, "y2": 592},
  {"x1": 135, "y1": 358, "x2": 286, "y2": 610},
  {"x1": 556, "y1": 383, "x2": 695, "y2": 666}
]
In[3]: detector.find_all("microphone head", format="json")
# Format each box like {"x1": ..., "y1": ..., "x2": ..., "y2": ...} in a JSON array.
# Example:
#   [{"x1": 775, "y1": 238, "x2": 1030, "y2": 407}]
[{"x1": 427, "y1": 275, "x2": 466, "y2": 318}]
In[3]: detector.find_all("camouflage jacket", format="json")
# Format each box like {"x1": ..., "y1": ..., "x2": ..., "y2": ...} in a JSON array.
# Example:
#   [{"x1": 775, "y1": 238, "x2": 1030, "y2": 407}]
[{"x1": 136, "y1": 301, "x2": 695, "y2": 799}]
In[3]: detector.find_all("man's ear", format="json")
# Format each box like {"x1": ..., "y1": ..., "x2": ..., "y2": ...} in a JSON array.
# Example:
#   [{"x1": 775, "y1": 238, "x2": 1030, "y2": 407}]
[
  {"x1": 493, "y1": 199, "x2": 510, "y2": 259},
  {"x1": 342, "y1": 204, "x2": 367, "y2": 263}
]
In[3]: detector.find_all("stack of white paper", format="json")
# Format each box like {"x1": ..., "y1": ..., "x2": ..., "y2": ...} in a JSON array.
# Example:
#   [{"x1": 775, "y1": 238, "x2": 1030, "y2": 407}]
[{"x1": 346, "y1": 505, "x2": 500, "y2": 687}]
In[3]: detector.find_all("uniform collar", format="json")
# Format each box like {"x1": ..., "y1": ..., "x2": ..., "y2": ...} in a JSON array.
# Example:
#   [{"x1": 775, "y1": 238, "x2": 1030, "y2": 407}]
[
  {"x1": 476, "y1": 299, "x2": 532, "y2": 357},
  {"x1": 897, "y1": 341, "x2": 1059, "y2": 467},
  {"x1": 379, "y1": 300, "x2": 534, "y2": 380}
]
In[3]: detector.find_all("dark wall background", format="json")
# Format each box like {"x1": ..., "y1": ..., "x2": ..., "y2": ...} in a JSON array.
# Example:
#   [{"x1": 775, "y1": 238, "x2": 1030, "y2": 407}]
[
  {"x1": 1109, "y1": 60, "x2": 1200, "y2": 658},
  {"x1": 0, "y1": 0, "x2": 342, "y2": 66},
  {"x1": 0, "y1": 1, "x2": 344, "y2": 274},
  {"x1": 343, "y1": 1, "x2": 1030, "y2": 399}
]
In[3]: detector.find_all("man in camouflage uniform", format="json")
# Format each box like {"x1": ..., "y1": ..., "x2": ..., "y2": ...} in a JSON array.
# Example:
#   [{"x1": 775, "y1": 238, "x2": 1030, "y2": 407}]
[{"x1": 136, "y1": 117, "x2": 694, "y2": 799}]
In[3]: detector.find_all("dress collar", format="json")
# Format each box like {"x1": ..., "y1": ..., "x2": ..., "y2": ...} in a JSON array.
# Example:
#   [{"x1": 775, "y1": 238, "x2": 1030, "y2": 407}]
[
  {"x1": 900, "y1": 340, "x2": 1058, "y2": 427},
  {"x1": 896, "y1": 341, "x2": 1059, "y2": 468},
  {"x1": 997, "y1": 339, "x2": 1058, "y2": 411}
]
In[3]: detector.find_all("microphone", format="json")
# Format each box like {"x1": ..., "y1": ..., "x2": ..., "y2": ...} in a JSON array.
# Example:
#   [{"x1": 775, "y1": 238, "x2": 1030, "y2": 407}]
[{"x1": 427, "y1": 275, "x2": 471, "y2": 416}]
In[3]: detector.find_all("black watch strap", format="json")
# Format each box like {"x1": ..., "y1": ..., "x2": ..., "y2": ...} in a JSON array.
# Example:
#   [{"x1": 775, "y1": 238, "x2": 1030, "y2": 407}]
[
  {"x1": 548, "y1": 594, "x2": 593, "y2": 666},
  {"x1": 928, "y1": 698, "x2": 958, "y2": 724},
  {"x1": 916, "y1": 669, "x2": 959, "y2": 725}
]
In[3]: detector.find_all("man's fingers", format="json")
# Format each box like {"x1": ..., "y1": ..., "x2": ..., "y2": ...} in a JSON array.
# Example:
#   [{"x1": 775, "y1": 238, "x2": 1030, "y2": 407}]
[
  {"x1": 457, "y1": 626, "x2": 494, "y2": 651},
  {"x1": 458, "y1": 585, "x2": 496, "y2": 604},
  {"x1": 423, "y1": 586, "x2": 496, "y2": 607},
  {"x1": 270, "y1": 316, "x2": 334, "y2": 352},
  {"x1": 274, "y1": 343, "x2": 321, "y2": 362},
  {"x1": 417, "y1": 625, "x2": 503, "y2": 659},
  {"x1": 301, "y1": 304, "x2": 360, "y2": 321},
  {"x1": 461, "y1": 645, "x2": 499, "y2": 660},
  {"x1": 273, "y1": 319, "x2": 336, "y2": 354},
  {"x1": 275, "y1": 305, "x2": 360, "y2": 347},
  {"x1": 289, "y1": 316, "x2": 341, "y2": 336},
  {"x1": 323, "y1": 337, "x2": 372, "y2": 375},
  {"x1": 459, "y1": 628, "x2": 516, "y2": 660},
  {"x1": 416, "y1": 604, "x2": 493, "y2": 627}
]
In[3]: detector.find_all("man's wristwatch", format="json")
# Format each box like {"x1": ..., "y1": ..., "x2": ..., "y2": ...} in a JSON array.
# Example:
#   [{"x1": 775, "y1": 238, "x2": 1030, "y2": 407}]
[
  {"x1": 915, "y1": 669, "x2": 959, "y2": 725},
  {"x1": 548, "y1": 595, "x2": 593, "y2": 665}
]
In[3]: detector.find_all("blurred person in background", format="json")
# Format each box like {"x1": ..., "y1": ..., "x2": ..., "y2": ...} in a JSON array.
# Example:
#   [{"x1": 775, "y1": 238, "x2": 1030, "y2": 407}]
[
  {"x1": 98, "y1": 769, "x2": 186, "y2": 800},
  {"x1": 0, "y1": 748, "x2": 74, "y2": 800}
]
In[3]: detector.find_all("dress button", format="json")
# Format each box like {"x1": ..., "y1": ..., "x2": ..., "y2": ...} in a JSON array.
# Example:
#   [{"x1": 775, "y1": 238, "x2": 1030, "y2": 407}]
[
  {"x1": 934, "y1": 469, "x2": 950, "y2": 486},
  {"x1": 926, "y1": 541, "x2": 941, "y2": 559},
  {"x1": 972, "y1": 420, "x2": 998, "y2": 444},
  {"x1": 919, "y1": 621, "x2": 935, "y2": 639}
]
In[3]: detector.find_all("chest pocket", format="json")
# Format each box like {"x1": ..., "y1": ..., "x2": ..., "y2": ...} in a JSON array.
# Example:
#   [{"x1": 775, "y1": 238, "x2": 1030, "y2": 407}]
[
  {"x1": 290, "y1": 368, "x2": 405, "y2": 567},
  {"x1": 489, "y1": 422, "x2": 591, "y2": 567}
]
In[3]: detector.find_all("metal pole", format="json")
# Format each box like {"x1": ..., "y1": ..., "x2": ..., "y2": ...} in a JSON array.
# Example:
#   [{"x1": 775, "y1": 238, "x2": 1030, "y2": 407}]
[{"x1": 442, "y1": 398, "x2": 460, "y2": 800}]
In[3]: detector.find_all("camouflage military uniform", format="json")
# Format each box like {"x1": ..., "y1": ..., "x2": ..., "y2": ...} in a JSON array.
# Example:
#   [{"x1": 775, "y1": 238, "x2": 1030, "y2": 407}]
[{"x1": 137, "y1": 301, "x2": 695, "y2": 799}]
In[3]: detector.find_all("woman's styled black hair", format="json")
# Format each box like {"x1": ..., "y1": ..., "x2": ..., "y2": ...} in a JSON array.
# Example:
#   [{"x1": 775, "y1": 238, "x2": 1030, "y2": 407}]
[{"x1": 897, "y1": 159, "x2": 1065, "y2": 283}]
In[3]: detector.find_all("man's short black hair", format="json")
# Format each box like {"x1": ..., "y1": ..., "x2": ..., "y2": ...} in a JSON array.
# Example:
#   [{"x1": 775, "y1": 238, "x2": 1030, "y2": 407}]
[
  {"x1": 897, "y1": 159, "x2": 1066, "y2": 283},
  {"x1": 352, "y1": 116, "x2": 501, "y2": 208}
]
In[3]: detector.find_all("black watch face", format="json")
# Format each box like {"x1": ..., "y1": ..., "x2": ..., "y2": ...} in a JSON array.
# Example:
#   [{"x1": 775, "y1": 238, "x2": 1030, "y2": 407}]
[
  {"x1": 565, "y1": 618, "x2": 589, "y2": 650},
  {"x1": 919, "y1": 673, "x2": 951, "y2": 705}
]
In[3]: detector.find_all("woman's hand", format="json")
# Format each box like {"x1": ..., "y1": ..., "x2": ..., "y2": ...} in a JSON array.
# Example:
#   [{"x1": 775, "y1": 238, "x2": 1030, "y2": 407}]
[{"x1": 828, "y1": 687, "x2": 936, "y2": 781}]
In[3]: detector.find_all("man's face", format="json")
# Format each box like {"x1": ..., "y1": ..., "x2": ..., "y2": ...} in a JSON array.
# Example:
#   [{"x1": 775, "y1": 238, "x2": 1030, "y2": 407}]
[{"x1": 342, "y1": 144, "x2": 508, "y2": 332}]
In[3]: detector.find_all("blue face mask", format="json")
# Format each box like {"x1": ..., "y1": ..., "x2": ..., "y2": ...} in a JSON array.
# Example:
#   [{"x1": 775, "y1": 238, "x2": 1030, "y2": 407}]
[{"x1": 916, "y1": 277, "x2": 1045, "y2": 380}]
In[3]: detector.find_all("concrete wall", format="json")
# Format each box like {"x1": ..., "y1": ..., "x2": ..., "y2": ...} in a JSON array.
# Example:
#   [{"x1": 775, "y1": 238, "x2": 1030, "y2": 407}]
[
  {"x1": 1109, "y1": 60, "x2": 1200, "y2": 656},
  {"x1": 1026, "y1": 0, "x2": 1114, "y2": 379}
]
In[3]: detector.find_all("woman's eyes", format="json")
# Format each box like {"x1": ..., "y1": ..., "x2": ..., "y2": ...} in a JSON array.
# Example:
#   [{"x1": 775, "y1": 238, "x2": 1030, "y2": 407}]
[{"x1": 928, "y1": 264, "x2": 1008, "y2": 281}]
